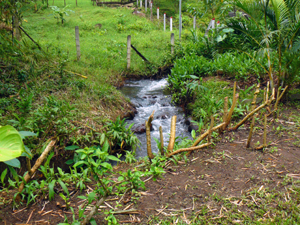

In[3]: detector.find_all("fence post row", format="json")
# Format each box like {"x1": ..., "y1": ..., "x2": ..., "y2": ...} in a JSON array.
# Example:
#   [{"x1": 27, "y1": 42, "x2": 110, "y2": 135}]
[
  {"x1": 75, "y1": 26, "x2": 80, "y2": 61},
  {"x1": 127, "y1": 35, "x2": 131, "y2": 69}
]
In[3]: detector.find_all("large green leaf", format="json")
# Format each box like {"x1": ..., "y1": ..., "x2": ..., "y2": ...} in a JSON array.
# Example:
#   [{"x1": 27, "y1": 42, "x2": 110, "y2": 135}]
[{"x1": 0, "y1": 125, "x2": 25, "y2": 162}]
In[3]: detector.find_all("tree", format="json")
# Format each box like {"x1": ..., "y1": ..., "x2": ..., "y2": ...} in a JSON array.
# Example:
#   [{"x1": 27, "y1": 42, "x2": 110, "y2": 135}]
[{"x1": 227, "y1": 0, "x2": 300, "y2": 89}]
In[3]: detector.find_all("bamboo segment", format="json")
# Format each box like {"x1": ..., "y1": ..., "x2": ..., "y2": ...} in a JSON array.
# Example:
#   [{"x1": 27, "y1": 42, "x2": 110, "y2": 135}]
[
  {"x1": 263, "y1": 114, "x2": 267, "y2": 147},
  {"x1": 223, "y1": 97, "x2": 228, "y2": 124},
  {"x1": 146, "y1": 111, "x2": 155, "y2": 159},
  {"x1": 167, "y1": 116, "x2": 177, "y2": 152},
  {"x1": 192, "y1": 122, "x2": 225, "y2": 147},
  {"x1": 246, "y1": 84, "x2": 260, "y2": 148},
  {"x1": 18, "y1": 140, "x2": 56, "y2": 198},
  {"x1": 159, "y1": 126, "x2": 164, "y2": 155},
  {"x1": 168, "y1": 143, "x2": 212, "y2": 157},
  {"x1": 224, "y1": 93, "x2": 239, "y2": 130},
  {"x1": 231, "y1": 94, "x2": 275, "y2": 131}
]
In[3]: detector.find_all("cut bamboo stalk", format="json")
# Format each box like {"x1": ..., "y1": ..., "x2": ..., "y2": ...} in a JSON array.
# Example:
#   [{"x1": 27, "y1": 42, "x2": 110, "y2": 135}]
[
  {"x1": 233, "y1": 81, "x2": 236, "y2": 98},
  {"x1": 207, "y1": 115, "x2": 214, "y2": 143},
  {"x1": 223, "y1": 97, "x2": 228, "y2": 124},
  {"x1": 268, "y1": 86, "x2": 288, "y2": 117},
  {"x1": 246, "y1": 114, "x2": 256, "y2": 148},
  {"x1": 18, "y1": 140, "x2": 56, "y2": 198},
  {"x1": 81, "y1": 196, "x2": 107, "y2": 225},
  {"x1": 263, "y1": 114, "x2": 267, "y2": 147},
  {"x1": 159, "y1": 126, "x2": 164, "y2": 155},
  {"x1": 230, "y1": 95, "x2": 275, "y2": 131},
  {"x1": 146, "y1": 111, "x2": 155, "y2": 159},
  {"x1": 266, "y1": 81, "x2": 269, "y2": 103},
  {"x1": 246, "y1": 84, "x2": 260, "y2": 148},
  {"x1": 192, "y1": 122, "x2": 225, "y2": 147},
  {"x1": 223, "y1": 93, "x2": 239, "y2": 130},
  {"x1": 168, "y1": 142, "x2": 212, "y2": 157},
  {"x1": 167, "y1": 116, "x2": 177, "y2": 152}
]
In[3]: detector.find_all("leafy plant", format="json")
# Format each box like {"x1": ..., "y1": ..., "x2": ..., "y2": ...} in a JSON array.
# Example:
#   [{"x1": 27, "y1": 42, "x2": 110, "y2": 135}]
[{"x1": 49, "y1": 6, "x2": 74, "y2": 24}]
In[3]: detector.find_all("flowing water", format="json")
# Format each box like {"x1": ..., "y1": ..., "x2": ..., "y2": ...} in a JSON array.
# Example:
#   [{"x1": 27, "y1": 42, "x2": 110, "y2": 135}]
[{"x1": 120, "y1": 78, "x2": 191, "y2": 158}]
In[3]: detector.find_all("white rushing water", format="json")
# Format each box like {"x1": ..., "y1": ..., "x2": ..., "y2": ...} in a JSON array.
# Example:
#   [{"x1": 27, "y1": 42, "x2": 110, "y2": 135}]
[{"x1": 120, "y1": 78, "x2": 191, "y2": 158}]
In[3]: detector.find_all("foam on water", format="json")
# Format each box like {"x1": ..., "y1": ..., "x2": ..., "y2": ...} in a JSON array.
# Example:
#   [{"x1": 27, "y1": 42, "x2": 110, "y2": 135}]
[{"x1": 120, "y1": 78, "x2": 191, "y2": 158}]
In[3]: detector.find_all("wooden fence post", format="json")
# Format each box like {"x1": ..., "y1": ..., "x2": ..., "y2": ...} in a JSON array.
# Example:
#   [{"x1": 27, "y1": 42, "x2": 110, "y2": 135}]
[
  {"x1": 157, "y1": 7, "x2": 159, "y2": 20},
  {"x1": 140, "y1": 0, "x2": 142, "y2": 8},
  {"x1": 127, "y1": 35, "x2": 131, "y2": 69},
  {"x1": 193, "y1": 16, "x2": 196, "y2": 29},
  {"x1": 145, "y1": 0, "x2": 147, "y2": 12},
  {"x1": 164, "y1": 13, "x2": 166, "y2": 31},
  {"x1": 170, "y1": 17, "x2": 172, "y2": 31},
  {"x1": 171, "y1": 33, "x2": 174, "y2": 54},
  {"x1": 75, "y1": 26, "x2": 80, "y2": 61}
]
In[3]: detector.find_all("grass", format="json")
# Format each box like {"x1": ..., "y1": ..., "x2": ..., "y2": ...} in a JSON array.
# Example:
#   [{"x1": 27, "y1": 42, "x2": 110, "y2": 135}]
[{"x1": 22, "y1": 0, "x2": 178, "y2": 76}]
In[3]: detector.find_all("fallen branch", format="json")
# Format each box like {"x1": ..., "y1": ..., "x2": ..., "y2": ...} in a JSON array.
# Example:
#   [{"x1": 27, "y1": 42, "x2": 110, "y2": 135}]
[
  {"x1": 112, "y1": 209, "x2": 143, "y2": 215},
  {"x1": 167, "y1": 116, "x2": 177, "y2": 152},
  {"x1": 168, "y1": 143, "x2": 212, "y2": 157},
  {"x1": 17, "y1": 140, "x2": 56, "y2": 198}
]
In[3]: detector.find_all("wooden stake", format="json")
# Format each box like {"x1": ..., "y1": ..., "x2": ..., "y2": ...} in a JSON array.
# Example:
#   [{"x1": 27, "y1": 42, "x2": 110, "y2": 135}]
[
  {"x1": 75, "y1": 26, "x2": 80, "y2": 61},
  {"x1": 127, "y1": 35, "x2": 131, "y2": 69},
  {"x1": 170, "y1": 33, "x2": 174, "y2": 54},
  {"x1": 167, "y1": 116, "x2": 177, "y2": 152},
  {"x1": 159, "y1": 126, "x2": 164, "y2": 155}
]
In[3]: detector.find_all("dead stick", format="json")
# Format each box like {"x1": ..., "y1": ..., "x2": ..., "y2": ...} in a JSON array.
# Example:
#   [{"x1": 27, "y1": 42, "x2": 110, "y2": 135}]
[
  {"x1": 207, "y1": 116, "x2": 214, "y2": 143},
  {"x1": 146, "y1": 111, "x2": 155, "y2": 159},
  {"x1": 224, "y1": 93, "x2": 239, "y2": 130},
  {"x1": 269, "y1": 86, "x2": 288, "y2": 117},
  {"x1": 81, "y1": 196, "x2": 107, "y2": 225},
  {"x1": 159, "y1": 126, "x2": 164, "y2": 155},
  {"x1": 168, "y1": 143, "x2": 212, "y2": 157},
  {"x1": 167, "y1": 116, "x2": 177, "y2": 152},
  {"x1": 18, "y1": 140, "x2": 56, "y2": 196},
  {"x1": 192, "y1": 122, "x2": 225, "y2": 147},
  {"x1": 26, "y1": 157, "x2": 32, "y2": 177},
  {"x1": 112, "y1": 209, "x2": 143, "y2": 214}
]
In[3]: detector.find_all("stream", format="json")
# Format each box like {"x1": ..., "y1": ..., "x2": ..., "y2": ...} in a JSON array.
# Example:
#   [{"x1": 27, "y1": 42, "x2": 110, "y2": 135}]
[{"x1": 120, "y1": 78, "x2": 191, "y2": 158}]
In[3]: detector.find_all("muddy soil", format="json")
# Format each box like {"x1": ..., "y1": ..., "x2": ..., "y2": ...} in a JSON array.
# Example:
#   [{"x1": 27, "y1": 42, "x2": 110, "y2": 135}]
[{"x1": 1, "y1": 103, "x2": 299, "y2": 224}]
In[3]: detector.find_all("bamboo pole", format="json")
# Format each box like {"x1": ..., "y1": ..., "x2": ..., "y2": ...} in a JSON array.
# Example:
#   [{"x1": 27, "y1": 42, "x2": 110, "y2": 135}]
[
  {"x1": 246, "y1": 83, "x2": 260, "y2": 148},
  {"x1": 146, "y1": 111, "x2": 155, "y2": 159},
  {"x1": 192, "y1": 122, "x2": 225, "y2": 147},
  {"x1": 18, "y1": 140, "x2": 56, "y2": 197},
  {"x1": 168, "y1": 143, "x2": 212, "y2": 157},
  {"x1": 230, "y1": 95, "x2": 275, "y2": 131},
  {"x1": 167, "y1": 116, "x2": 177, "y2": 152},
  {"x1": 159, "y1": 126, "x2": 164, "y2": 155},
  {"x1": 223, "y1": 93, "x2": 239, "y2": 130},
  {"x1": 263, "y1": 114, "x2": 267, "y2": 147}
]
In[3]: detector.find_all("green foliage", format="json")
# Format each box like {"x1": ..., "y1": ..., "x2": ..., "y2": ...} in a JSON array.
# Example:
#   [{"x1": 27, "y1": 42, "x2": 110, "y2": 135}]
[
  {"x1": 0, "y1": 125, "x2": 25, "y2": 162},
  {"x1": 49, "y1": 5, "x2": 74, "y2": 24},
  {"x1": 103, "y1": 116, "x2": 140, "y2": 153}
]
